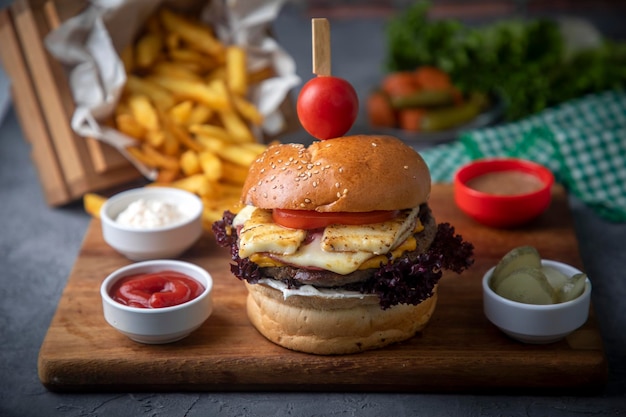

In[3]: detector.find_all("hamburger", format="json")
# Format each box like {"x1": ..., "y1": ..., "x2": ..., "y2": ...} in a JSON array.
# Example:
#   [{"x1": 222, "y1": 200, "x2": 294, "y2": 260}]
[{"x1": 213, "y1": 134, "x2": 473, "y2": 355}]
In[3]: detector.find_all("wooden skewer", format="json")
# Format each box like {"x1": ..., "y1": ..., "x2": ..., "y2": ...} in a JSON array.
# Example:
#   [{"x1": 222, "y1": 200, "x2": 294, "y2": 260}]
[{"x1": 312, "y1": 18, "x2": 331, "y2": 76}]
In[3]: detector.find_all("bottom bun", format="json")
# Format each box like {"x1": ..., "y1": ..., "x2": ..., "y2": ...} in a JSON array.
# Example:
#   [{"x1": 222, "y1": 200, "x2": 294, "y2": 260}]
[{"x1": 245, "y1": 282, "x2": 438, "y2": 355}]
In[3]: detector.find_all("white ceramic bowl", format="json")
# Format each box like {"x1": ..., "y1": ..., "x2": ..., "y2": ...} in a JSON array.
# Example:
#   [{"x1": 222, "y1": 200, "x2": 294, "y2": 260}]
[
  {"x1": 101, "y1": 260, "x2": 213, "y2": 344},
  {"x1": 100, "y1": 187, "x2": 203, "y2": 261},
  {"x1": 482, "y1": 260, "x2": 591, "y2": 344}
]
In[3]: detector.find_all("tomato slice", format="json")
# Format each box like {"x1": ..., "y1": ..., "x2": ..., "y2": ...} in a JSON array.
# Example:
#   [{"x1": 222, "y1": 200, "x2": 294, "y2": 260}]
[{"x1": 272, "y1": 209, "x2": 398, "y2": 230}]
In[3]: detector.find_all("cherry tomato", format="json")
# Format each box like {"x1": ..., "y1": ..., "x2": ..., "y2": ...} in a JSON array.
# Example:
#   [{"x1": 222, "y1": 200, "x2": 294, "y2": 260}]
[
  {"x1": 272, "y1": 209, "x2": 398, "y2": 230},
  {"x1": 296, "y1": 76, "x2": 359, "y2": 140}
]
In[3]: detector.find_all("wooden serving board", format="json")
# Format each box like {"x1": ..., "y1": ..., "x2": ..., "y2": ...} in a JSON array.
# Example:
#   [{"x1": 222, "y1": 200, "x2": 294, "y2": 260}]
[{"x1": 38, "y1": 185, "x2": 608, "y2": 393}]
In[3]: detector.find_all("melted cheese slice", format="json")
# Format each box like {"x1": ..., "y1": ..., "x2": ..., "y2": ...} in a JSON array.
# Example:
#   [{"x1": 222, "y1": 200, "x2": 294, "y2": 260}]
[
  {"x1": 273, "y1": 234, "x2": 374, "y2": 274},
  {"x1": 233, "y1": 206, "x2": 420, "y2": 275}
]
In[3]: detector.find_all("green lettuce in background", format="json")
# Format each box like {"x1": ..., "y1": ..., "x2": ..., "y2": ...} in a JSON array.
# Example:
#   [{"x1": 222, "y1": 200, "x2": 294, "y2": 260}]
[{"x1": 386, "y1": 1, "x2": 626, "y2": 120}]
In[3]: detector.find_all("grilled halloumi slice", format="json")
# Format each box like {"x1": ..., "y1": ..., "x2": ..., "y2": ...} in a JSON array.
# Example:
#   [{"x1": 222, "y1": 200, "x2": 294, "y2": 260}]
[
  {"x1": 237, "y1": 207, "x2": 306, "y2": 258},
  {"x1": 321, "y1": 207, "x2": 420, "y2": 254}
]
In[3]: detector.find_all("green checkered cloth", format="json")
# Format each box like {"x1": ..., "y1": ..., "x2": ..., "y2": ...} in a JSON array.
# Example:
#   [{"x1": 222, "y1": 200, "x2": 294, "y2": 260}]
[{"x1": 420, "y1": 90, "x2": 626, "y2": 222}]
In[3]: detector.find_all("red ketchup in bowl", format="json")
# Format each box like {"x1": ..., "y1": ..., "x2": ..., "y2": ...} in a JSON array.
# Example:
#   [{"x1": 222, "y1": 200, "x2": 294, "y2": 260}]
[{"x1": 110, "y1": 270, "x2": 205, "y2": 308}]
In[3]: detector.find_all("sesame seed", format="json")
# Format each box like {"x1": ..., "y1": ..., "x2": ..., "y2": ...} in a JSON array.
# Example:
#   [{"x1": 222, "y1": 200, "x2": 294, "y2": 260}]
[
  {"x1": 335, "y1": 182, "x2": 340, "y2": 188},
  {"x1": 304, "y1": 198, "x2": 311, "y2": 203},
  {"x1": 260, "y1": 168, "x2": 265, "y2": 173},
  {"x1": 336, "y1": 192, "x2": 341, "y2": 198},
  {"x1": 339, "y1": 167, "x2": 344, "y2": 173},
  {"x1": 300, "y1": 203, "x2": 306, "y2": 207},
  {"x1": 404, "y1": 165, "x2": 408, "y2": 169},
  {"x1": 372, "y1": 142, "x2": 377, "y2": 147},
  {"x1": 312, "y1": 181, "x2": 318, "y2": 187}
]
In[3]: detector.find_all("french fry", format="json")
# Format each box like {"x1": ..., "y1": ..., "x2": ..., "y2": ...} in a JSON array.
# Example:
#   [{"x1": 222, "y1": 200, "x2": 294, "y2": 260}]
[
  {"x1": 128, "y1": 95, "x2": 160, "y2": 131},
  {"x1": 240, "y1": 142, "x2": 269, "y2": 155},
  {"x1": 188, "y1": 124, "x2": 231, "y2": 142},
  {"x1": 161, "y1": 130, "x2": 180, "y2": 156},
  {"x1": 198, "y1": 150, "x2": 222, "y2": 181},
  {"x1": 186, "y1": 104, "x2": 213, "y2": 125},
  {"x1": 218, "y1": 109, "x2": 255, "y2": 143},
  {"x1": 220, "y1": 158, "x2": 254, "y2": 185},
  {"x1": 160, "y1": 111, "x2": 204, "y2": 152},
  {"x1": 168, "y1": 100, "x2": 193, "y2": 125},
  {"x1": 169, "y1": 48, "x2": 218, "y2": 73},
  {"x1": 135, "y1": 32, "x2": 163, "y2": 69},
  {"x1": 233, "y1": 95, "x2": 264, "y2": 125},
  {"x1": 215, "y1": 143, "x2": 259, "y2": 167},
  {"x1": 156, "y1": 168, "x2": 179, "y2": 183},
  {"x1": 180, "y1": 149, "x2": 201, "y2": 176},
  {"x1": 115, "y1": 113, "x2": 146, "y2": 140},
  {"x1": 159, "y1": 8, "x2": 224, "y2": 59},
  {"x1": 193, "y1": 133, "x2": 227, "y2": 153},
  {"x1": 206, "y1": 67, "x2": 226, "y2": 83},
  {"x1": 150, "y1": 75, "x2": 230, "y2": 110},
  {"x1": 168, "y1": 173, "x2": 215, "y2": 197},
  {"x1": 145, "y1": 129, "x2": 165, "y2": 148},
  {"x1": 126, "y1": 146, "x2": 157, "y2": 167},
  {"x1": 83, "y1": 193, "x2": 106, "y2": 218},
  {"x1": 226, "y1": 46, "x2": 247, "y2": 96},
  {"x1": 141, "y1": 143, "x2": 180, "y2": 171},
  {"x1": 125, "y1": 75, "x2": 175, "y2": 111},
  {"x1": 165, "y1": 32, "x2": 181, "y2": 52},
  {"x1": 152, "y1": 61, "x2": 204, "y2": 82}
]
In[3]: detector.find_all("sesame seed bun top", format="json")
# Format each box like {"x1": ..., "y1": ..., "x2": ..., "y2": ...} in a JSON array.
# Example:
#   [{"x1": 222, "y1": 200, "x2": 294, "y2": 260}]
[{"x1": 240, "y1": 135, "x2": 431, "y2": 212}]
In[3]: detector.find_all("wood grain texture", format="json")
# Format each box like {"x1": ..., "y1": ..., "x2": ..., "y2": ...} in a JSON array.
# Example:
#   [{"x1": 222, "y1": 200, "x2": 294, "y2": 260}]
[
  {"x1": 0, "y1": 8, "x2": 70, "y2": 205},
  {"x1": 37, "y1": 185, "x2": 608, "y2": 393}
]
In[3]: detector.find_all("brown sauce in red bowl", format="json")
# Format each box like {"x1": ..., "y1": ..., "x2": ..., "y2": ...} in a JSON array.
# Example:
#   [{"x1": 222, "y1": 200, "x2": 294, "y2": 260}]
[{"x1": 466, "y1": 171, "x2": 545, "y2": 196}]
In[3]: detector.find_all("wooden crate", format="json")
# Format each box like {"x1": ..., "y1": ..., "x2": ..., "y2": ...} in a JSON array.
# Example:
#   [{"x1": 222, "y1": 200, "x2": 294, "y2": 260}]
[{"x1": 0, "y1": 0, "x2": 142, "y2": 206}]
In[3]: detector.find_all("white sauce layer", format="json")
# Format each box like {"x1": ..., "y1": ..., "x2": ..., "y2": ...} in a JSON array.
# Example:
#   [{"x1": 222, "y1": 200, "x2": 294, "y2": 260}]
[
  {"x1": 258, "y1": 278, "x2": 377, "y2": 301},
  {"x1": 116, "y1": 198, "x2": 186, "y2": 229}
]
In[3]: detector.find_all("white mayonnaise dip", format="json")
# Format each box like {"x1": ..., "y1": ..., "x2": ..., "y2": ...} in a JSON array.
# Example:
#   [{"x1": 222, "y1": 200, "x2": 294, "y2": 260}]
[{"x1": 116, "y1": 198, "x2": 186, "y2": 229}]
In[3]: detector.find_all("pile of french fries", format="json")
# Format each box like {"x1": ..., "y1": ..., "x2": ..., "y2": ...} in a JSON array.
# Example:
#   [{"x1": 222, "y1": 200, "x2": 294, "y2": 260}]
[{"x1": 109, "y1": 7, "x2": 274, "y2": 229}]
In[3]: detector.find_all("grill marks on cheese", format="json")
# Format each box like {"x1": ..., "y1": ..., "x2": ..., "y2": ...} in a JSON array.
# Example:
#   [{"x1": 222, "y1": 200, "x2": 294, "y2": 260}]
[
  {"x1": 238, "y1": 208, "x2": 306, "y2": 257},
  {"x1": 234, "y1": 206, "x2": 422, "y2": 275}
]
